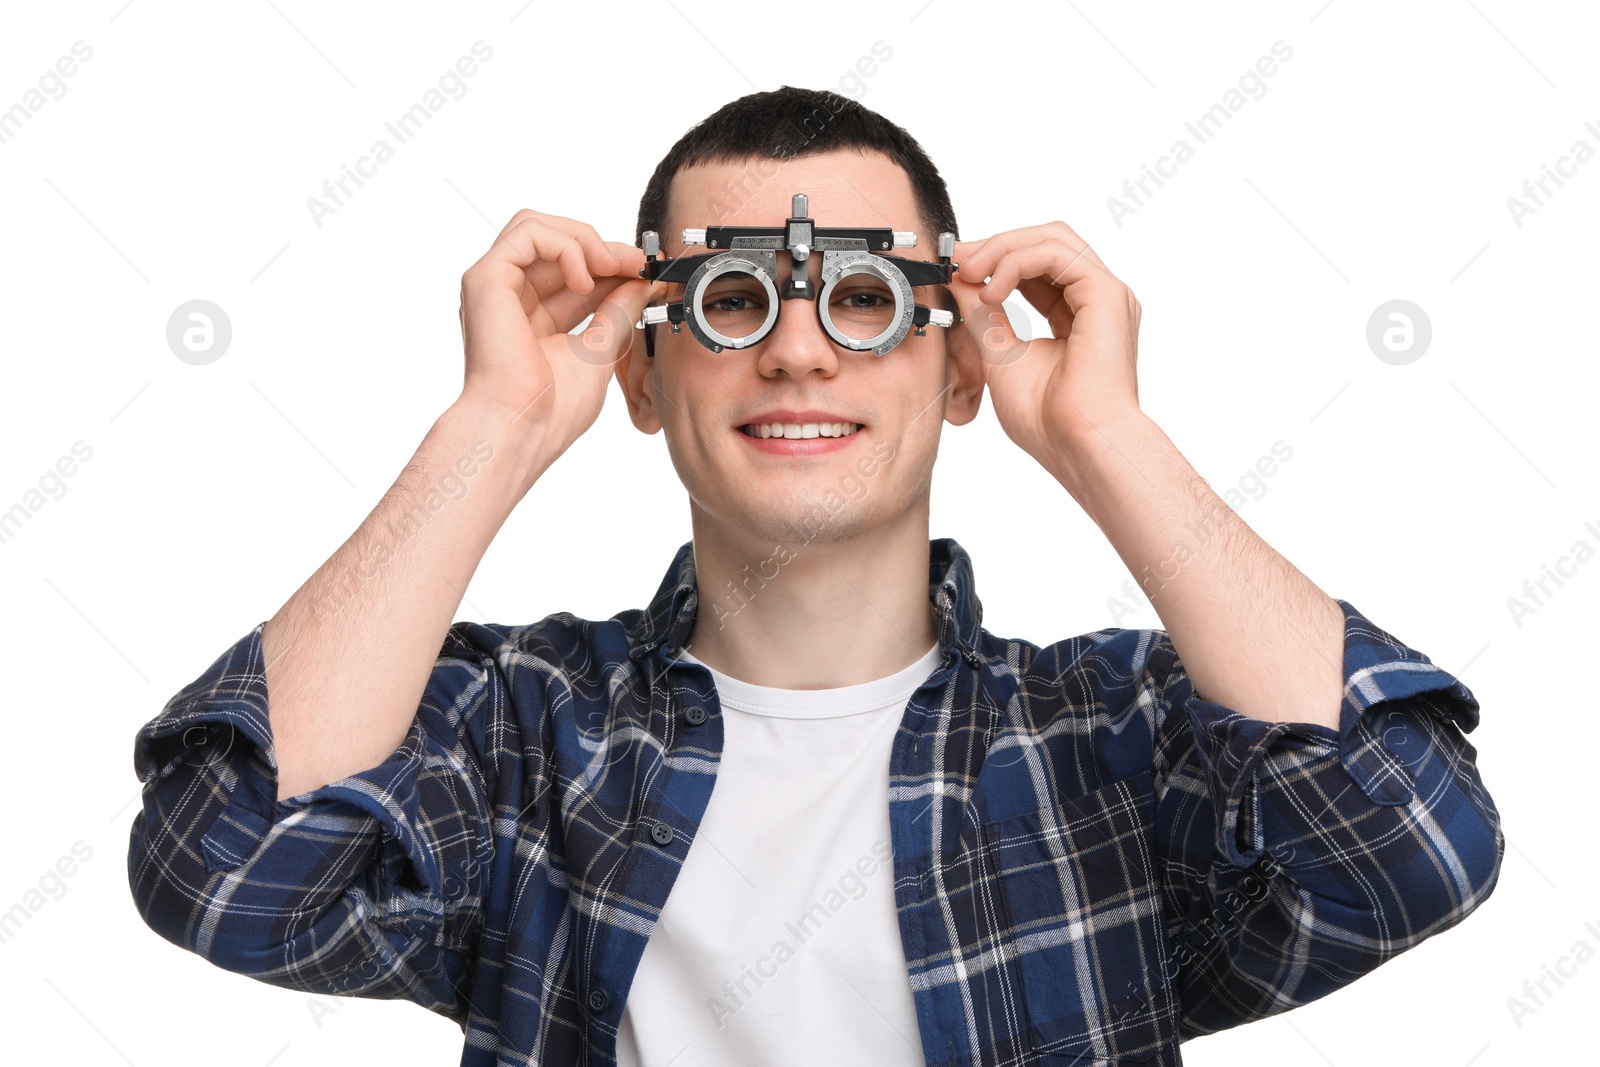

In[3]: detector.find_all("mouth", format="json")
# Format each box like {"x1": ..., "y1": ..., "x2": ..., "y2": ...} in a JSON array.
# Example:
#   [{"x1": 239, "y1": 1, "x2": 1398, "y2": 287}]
[{"x1": 737, "y1": 421, "x2": 863, "y2": 440}]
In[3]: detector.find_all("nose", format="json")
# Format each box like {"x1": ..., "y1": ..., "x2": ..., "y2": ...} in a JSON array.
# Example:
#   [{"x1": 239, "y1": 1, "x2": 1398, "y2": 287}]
[{"x1": 752, "y1": 254, "x2": 840, "y2": 377}]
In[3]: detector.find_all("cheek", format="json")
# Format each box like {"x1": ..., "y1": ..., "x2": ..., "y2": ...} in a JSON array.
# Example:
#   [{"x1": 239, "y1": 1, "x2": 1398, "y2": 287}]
[
  {"x1": 892, "y1": 349, "x2": 955, "y2": 418},
  {"x1": 655, "y1": 360, "x2": 735, "y2": 446}
]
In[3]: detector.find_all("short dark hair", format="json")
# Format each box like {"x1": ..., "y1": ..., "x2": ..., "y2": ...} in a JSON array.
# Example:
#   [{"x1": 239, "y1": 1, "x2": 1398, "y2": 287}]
[{"x1": 634, "y1": 86, "x2": 959, "y2": 355}]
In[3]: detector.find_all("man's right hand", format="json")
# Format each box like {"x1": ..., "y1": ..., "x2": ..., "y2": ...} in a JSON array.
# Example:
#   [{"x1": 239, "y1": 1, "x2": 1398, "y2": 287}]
[
  {"x1": 262, "y1": 209, "x2": 651, "y2": 801},
  {"x1": 457, "y1": 209, "x2": 651, "y2": 463}
]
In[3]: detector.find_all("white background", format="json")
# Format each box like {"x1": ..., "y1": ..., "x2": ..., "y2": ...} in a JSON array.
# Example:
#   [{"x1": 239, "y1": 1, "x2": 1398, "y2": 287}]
[{"x1": 0, "y1": 1, "x2": 1593, "y2": 1064}]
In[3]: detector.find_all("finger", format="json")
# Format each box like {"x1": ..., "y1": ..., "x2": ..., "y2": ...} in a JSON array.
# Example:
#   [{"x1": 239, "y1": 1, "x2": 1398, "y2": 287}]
[
  {"x1": 495, "y1": 216, "x2": 594, "y2": 296},
  {"x1": 981, "y1": 238, "x2": 1106, "y2": 307},
  {"x1": 1016, "y1": 276, "x2": 1074, "y2": 339},
  {"x1": 543, "y1": 273, "x2": 633, "y2": 334},
  {"x1": 955, "y1": 270, "x2": 1074, "y2": 344},
  {"x1": 605, "y1": 240, "x2": 648, "y2": 279},
  {"x1": 526, "y1": 212, "x2": 631, "y2": 278},
  {"x1": 495, "y1": 208, "x2": 537, "y2": 240},
  {"x1": 948, "y1": 276, "x2": 1023, "y2": 367},
  {"x1": 955, "y1": 223, "x2": 1108, "y2": 284},
  {"x1": 485, "y1": 215, "x2": 637, "y2": 301},
  {"x1": 949, "y1": 239, "x2": 990, "y2": 287},
  {"x1": 498, "y1": 209, "x2": 631, "y2": 276},
  {"x1": 950, "y1": 237, "x2": 989, "y2": 260},
  {"x1": 983, "y1": 222, "x2": 1108, "y2": 273},
  {"x1": 1037, "y1": 219, "x2": 1108, "y2": 272},
  {"x1": 567, "y1": 277, "x2": 653, "y2": 367}
]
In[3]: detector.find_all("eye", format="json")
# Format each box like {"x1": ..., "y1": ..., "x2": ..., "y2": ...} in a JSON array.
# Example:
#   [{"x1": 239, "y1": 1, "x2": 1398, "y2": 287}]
[
  {"x1": 701, "y1": 276, "x2": 767, "y2": 316},
  {"x1": 836, "y1": 289, "x2": 890, "y2": 309}
]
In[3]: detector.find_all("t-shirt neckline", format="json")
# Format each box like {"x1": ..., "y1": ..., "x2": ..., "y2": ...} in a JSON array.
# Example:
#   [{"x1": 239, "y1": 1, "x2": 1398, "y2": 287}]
[{"x1": 677, "y1": 641, "x2": 943, "y2": 719}]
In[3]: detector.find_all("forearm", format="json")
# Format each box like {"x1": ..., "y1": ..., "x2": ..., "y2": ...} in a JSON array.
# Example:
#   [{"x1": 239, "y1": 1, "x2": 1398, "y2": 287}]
[
  {"x1": 262, "y1": 397, "x2": 555, "y2": 801},
  {"x1": 1050, "y1": 413, "x2": 1344, "y2": 729}
]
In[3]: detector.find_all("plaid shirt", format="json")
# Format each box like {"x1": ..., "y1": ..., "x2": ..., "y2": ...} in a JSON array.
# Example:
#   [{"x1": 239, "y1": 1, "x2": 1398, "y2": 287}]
[{"x1": 127, "y1": 537, "x2": 1502, "y2": 1066}]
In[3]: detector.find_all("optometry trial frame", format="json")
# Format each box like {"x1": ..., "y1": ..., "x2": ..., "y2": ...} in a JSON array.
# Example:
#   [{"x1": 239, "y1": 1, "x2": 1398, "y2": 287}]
[{"x1": 634, "y1": 193, "x2": 958, "y2": 358}]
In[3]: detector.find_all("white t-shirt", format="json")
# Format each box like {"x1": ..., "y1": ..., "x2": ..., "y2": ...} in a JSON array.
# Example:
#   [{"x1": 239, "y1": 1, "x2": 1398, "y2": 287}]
[{"x1": 614, "y1": 640, "x2": 943, "y2": 1067}]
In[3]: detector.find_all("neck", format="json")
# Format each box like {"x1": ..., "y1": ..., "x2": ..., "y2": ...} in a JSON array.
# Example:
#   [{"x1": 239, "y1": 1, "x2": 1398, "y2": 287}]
[{"x1": 681, "y1": 512, "x2": 941, "y2": 689}]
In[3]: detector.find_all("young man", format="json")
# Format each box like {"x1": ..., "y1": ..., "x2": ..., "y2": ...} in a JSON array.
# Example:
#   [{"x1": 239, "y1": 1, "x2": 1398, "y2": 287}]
[{"x1": 127, "y1": 88, "x2": 1502, "y2": 1066}]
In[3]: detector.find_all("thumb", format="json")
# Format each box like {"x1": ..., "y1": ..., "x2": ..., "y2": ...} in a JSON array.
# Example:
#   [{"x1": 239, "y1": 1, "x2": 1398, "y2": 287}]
[
  {"x1": 568, "y1": 278, "x2": 652, "y2": 369},
  {"x1": 951, "y1": 279, "x2": 1023, "y2": 368}
]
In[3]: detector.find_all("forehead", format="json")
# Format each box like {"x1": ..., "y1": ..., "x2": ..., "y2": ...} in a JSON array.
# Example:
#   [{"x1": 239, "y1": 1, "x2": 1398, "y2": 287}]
[{"x1": 665, "y1": 149, "x2": 920, "y2": 243}]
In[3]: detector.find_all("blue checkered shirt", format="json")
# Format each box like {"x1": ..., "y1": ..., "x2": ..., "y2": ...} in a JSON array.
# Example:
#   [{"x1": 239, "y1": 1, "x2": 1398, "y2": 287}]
[{"x1": 127, "y1": 537, "x2": 1502, "y2": 1065}]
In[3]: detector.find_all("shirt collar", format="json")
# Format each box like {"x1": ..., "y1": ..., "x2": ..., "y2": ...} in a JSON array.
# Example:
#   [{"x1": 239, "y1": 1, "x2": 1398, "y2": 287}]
[{"x1": 628, "y1": 537, "x2": 986, "y2": 667}]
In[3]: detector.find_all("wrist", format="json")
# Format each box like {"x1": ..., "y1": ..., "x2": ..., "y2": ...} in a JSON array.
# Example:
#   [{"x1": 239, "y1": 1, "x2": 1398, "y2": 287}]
[
  {"x1": 447, "y1": 392, "x2": 564, "y2": 463},
  {"x1": 433, "y1": 396, "x2": 562, "y2": 505},
  {"x1": 1044, "y1": 407, "x2": 1160, "y2": 503}
]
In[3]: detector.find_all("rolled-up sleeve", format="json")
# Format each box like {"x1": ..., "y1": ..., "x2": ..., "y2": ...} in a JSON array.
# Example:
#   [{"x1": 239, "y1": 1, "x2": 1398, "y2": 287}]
[
  {"x1": 126, "y1": 622, "x2": 512, "y2": 1029},
  {"x1": 1141, "y1": 598, "x2": 1503, "y2": 1038}
]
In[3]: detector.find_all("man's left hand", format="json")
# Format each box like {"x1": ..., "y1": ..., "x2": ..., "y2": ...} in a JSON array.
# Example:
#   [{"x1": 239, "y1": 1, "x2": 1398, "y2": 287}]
[{"x1": 950, "y1": 221, "x2": 1145, "y2": 473}]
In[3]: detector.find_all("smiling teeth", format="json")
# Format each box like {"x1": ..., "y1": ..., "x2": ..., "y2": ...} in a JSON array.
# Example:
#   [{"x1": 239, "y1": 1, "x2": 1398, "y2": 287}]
[{"x1": 746, "y1": 422, "x2": 860, "y2": 439}]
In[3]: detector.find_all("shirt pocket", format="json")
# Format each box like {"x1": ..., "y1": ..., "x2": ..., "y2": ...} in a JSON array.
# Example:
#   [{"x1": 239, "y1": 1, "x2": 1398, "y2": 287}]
[{"x1": 980, "y1": 769, "x2": 1179, "y2": 1064}]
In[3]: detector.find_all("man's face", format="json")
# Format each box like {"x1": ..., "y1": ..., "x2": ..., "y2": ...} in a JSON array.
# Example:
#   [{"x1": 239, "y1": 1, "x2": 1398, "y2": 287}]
[{"x1": 617, "y1": 148, "x2": 983, "y2": 549}]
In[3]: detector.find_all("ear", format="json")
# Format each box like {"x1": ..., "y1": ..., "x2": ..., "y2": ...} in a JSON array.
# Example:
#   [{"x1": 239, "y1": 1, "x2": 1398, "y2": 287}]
[
  {"x1": 942, "y1": 283, "x2": 986, "y2": 428},
  {"x1": 614, "y1": 278, "x2": 677, "y2": 433},
  {"x1": 614, "y1": 320, "x2": 663, "y2": 434}
]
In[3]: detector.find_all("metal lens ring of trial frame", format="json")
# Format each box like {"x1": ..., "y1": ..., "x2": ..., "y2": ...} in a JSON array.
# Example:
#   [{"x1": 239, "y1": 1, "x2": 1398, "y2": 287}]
[{"x1": 635, "y1": 192, "x2": 957, "y2": 357}]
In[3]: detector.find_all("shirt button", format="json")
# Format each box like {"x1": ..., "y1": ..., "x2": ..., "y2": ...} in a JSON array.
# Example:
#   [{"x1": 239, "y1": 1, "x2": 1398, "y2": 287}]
[
  {"x1": 587, "y1": 988, "x2": 608, "y2": 1012},
  {"x1": 684, "y1": 705, "x2": 707, "y2": 725},
  {"x1": 650, "y1": 821, "x2": 674, "y2": 846}
]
